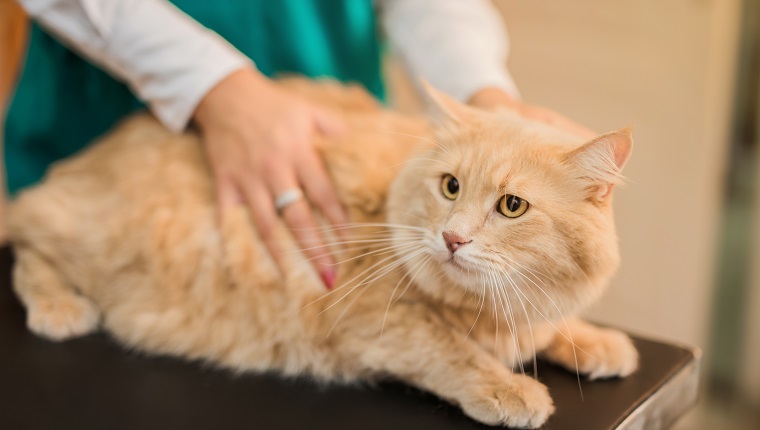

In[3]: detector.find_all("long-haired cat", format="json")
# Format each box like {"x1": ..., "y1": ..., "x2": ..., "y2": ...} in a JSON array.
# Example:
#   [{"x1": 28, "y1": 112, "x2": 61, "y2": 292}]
[{"x1": 6, "y1": 79, "x2": 637, "y2": 428}]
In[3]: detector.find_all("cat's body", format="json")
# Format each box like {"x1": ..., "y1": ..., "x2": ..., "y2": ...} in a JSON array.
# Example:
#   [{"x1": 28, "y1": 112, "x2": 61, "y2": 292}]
[{"x1": 7, "y1": 79, "x2": 637, "y2": 428}]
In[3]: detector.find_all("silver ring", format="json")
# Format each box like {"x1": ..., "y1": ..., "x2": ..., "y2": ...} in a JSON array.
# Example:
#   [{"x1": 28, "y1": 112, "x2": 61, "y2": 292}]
[{"x1": 274, "y1": 188, "x2": 304, "y2": 213}]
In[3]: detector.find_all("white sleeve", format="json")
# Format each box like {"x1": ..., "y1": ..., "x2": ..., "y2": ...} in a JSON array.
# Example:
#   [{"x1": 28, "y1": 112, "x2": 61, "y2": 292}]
[
  {"x1": 378, "y1": 0, "x2": 520, "y2": 102},
  {"x1": 18, "y1": 0, "x2": 253, "y2": 132}
]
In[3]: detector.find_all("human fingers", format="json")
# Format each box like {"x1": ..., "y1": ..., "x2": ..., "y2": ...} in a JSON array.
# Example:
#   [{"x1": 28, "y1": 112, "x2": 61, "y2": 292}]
[
  {"x1": 213, "y1": 173, "x2": 244, "y2": 222},
  {"x1": 297, "y1": 149, "x2": 348, "y2": 231},
  {"x1": 238, "y1": 177, "x2": 287, "y2": 273},
  {"x1": 312, "y1": 107, "x2": 346, "y2": 137},
  {"x1": 267, "y1": 165, "x2": 336, "y2": 289}
]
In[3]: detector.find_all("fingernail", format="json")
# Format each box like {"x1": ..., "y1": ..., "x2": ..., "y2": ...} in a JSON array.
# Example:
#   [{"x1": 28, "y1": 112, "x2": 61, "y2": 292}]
[{"x1": 320, "y1": 269, "x2": 336, "y2": 290}]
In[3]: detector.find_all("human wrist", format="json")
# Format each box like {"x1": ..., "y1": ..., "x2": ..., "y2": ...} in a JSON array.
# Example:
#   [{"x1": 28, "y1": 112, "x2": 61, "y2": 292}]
[
  {"x1": 467, "y1": 87, "x2": 520, "y2": 110},
  {"x1": 193, "y1": 66, "x2": 268, "y2": 129}
]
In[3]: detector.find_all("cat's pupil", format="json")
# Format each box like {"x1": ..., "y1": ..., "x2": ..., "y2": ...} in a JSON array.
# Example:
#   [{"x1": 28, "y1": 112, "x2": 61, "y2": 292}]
[
  {"x1": 507, "y1": 196, "x2": 521, "y2": 212},
  {"x1": 447, "y1": 177, "x2": 459, "y2": 194}
]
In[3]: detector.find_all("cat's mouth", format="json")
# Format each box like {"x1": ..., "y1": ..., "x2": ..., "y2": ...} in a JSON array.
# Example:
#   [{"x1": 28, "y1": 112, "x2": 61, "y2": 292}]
[{"x1": 444, "y1": 255, "x2": 473, "y2": 273}]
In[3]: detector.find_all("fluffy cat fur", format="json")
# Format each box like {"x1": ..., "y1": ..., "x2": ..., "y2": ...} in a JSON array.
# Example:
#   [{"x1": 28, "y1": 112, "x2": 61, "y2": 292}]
[{"x1": 7, "y1": 78, "x2": 637, "y2": 428}]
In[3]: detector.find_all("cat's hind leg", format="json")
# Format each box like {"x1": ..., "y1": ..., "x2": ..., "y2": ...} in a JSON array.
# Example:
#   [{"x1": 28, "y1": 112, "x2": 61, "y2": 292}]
[{"x1": 12, "y1": 247, "x2": 100, "y2": 341}]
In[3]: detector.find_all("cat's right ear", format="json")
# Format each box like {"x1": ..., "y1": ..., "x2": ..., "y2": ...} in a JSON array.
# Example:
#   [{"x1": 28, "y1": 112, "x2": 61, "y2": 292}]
[{"x1": 420, "y1": 79, "x2": 479, "y2": 125}]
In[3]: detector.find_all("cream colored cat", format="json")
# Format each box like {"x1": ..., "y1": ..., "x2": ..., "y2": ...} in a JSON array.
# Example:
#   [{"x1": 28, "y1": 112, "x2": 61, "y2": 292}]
[{"x1": 7, "y1": 79, "x2": 637, "y2": 428}]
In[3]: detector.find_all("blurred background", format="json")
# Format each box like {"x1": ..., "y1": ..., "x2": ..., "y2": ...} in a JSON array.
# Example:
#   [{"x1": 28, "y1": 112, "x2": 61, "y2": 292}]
[{"x1": 1, "y1": 0, "x2": 758, "y2": 428}]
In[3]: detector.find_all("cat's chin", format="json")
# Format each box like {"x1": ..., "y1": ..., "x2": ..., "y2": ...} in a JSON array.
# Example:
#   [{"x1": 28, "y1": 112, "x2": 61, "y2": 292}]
[{"x1": 424, "y1": 254, "x2": 501, "y2": 296}]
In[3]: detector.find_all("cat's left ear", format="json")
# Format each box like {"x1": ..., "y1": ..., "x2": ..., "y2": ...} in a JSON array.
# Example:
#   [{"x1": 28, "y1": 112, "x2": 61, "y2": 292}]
[
  {"x1": 565, "y1": 128, "x2": 633, "y2": 202},
  {"x1": 420, "y1": 79, "x2": 479, "y2": 124}
]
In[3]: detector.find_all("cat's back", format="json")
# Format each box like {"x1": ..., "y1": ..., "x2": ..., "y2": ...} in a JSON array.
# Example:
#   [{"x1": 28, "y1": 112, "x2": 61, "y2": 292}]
[{"x1": 6, "y1": 114, "x2": 213, "y2": 282}]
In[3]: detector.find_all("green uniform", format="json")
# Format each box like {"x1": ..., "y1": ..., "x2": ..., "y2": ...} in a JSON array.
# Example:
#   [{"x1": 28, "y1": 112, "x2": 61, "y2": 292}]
[{"x1": 4, "y1": 0, "x2": 382, "y2": 194}]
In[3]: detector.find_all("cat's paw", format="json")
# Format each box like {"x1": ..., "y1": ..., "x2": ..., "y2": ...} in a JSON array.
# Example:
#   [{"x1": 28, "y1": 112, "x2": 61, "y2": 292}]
[
  {"x1": 580, "y1": 329, "x2": 638, "y2": 380},
  {"x1": 460, "y1": 373, "x2": 555, "y2": 429},
  {"x1": 26, "y1": 295, "x2": 100, "y2": 341},
  {"x1": 547, "y1": 326, "x2": 638, "y2": 380}
]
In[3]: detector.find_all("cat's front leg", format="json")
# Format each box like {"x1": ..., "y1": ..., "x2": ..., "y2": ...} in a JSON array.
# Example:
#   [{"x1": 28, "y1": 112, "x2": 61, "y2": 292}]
[
  {"x1": 539, "y1": 318, "x2": 638, "y2": 380},
  {"x1": 353, "y1": 311, "x2": 555, "y2": 428}
]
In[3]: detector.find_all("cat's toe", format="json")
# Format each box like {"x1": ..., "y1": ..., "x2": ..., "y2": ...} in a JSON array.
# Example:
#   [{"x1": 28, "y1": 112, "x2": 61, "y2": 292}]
[
  {"x1": 461, "y1": 373, "x2": 555, "y2": 428},
  {"x1": 27, "y1": 295, "x2": 100, "y2": 341}
]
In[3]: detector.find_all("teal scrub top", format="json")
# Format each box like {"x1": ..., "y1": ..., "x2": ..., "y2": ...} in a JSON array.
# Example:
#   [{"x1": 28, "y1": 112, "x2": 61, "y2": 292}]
[{"x1": 4, "y1": 0, "x2": 383, "y2": 194}]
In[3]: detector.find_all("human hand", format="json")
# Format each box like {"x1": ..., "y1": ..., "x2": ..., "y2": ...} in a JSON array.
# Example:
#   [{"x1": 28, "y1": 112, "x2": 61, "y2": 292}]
[
  {"x1": 193, "y1": 68, "x2": 347, "y2": 289},
  {"x1": 468, "y1": 87, "x2": 597, "y2": 139}
]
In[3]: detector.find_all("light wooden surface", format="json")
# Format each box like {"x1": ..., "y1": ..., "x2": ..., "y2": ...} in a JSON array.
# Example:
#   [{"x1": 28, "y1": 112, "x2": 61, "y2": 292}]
[{"x1": 0, "y1": 0, "x2": 27, "y2": 242}]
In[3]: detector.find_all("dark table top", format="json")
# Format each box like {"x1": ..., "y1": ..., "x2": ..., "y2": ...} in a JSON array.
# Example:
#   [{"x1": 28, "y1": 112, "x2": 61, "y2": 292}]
[{"x1": 0, "y1": 247, "x2": 697, "y2": 429}]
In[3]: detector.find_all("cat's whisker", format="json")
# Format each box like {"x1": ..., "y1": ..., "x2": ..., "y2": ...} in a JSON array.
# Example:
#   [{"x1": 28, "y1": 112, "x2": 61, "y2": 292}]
[
  {"x1": 287, "y1": 235, "x2": 424, "y2": 255},
  {"x1": 294, "y1": 243, "x2": 423, "y2": 273},
  {"x1": 299, "y1": 250, "x2": 411, "y2": 311},
  {"x1": 498, "y1": 255, "x2": 577, "y2": 348},
  {"x1": 488, "y1": 271, "x2": 500, "y2": 353},
  {"x1": 352, "y1": 247, "x2": 428, "y2": 288},
  {"x1": 329, "y1": 241, "x2": 424, "y2": 267},
  {"x1": 318, "y1": 247, "x2": 427, "y2": 316},
  {"x1": 389, "y1": 254, "x2": 433, "y2": 307},
  {"x1": 287, "y1": 240, "x2": 418, "y2": 268},
  {"x1": 325, "y1": 248, "x2": 425, "y2": 339},
  {"x1": 495, "y1": 269, "x2": 525, "y2": 375},
  {"x1": 503, "y1": 260, "x2": 601, "y2": 372},
  {"x1": 289, "y1": 223, "x2": 429, "y2": 238},
  {"x1": 323, "y1": 222, "x2": 430, "y2": 233},
  {"x1": 511, "y1": 270, "x2": 586, "y2": 401},
  {"x1": 287, "y1": 230, "x2": 408, "y2": 240},
  {"x1": 501, "y1": 268, "x2": 539, "y2": 379},
  {"x1": 489, "y1": 262, "x2": 525, "y2": 375},
  {"x1": 324, "y1": 248, "x2": 426, "y2": 338},
  {"x1": 497, "y1": 256, "x2": 587, "y2": 400},
  {"x1": 323, "y1": 275, "x2": 375, "y2": 339},
  {"x1": 380, "y1": 264, "x2": 415, "y2": 338},
  {"x1": 380, "y1": 251, "x2": 433, "y2": 337},
  {"x1": 461, "y1": 281, "x2": 486, "y2": 345},
  {"x1": 290, "y1": 237, "x2": 421, "y2": 261},
  {"x1": 484, "y1": 262, "x2": 517, "y2": 371},
  {"x1": 295, "y1": 242, "x2": 404, "y2": 263},
  {"x1": 492, "y1": 274, "x2": 517, "y2": 371}
]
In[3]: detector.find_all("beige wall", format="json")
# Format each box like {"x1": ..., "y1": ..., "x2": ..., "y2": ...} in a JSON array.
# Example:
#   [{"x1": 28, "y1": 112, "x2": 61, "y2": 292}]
[{"x1": 491, "y1": 0, "x2": 741, "y2": 348}]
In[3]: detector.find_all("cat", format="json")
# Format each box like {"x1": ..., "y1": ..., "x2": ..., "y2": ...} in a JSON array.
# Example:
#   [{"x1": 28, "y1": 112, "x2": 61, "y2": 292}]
[{"x1": 6, "y1": 78, "x2": 637, "y2": 428}]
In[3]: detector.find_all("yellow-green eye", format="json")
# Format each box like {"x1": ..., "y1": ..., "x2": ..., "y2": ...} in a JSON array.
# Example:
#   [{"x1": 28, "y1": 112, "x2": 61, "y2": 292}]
[
  {"x1": 498, "y1": 195, "x2": 529, "y2": 218},
  {"x1": 441, "y1": 174, "x2": 459, "y2": 200}
]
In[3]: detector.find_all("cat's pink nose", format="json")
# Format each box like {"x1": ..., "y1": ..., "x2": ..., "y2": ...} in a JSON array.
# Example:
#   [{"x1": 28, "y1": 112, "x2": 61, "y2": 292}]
[{"x1": 443, "y1": 231, "x2": 472, "y2": 253}]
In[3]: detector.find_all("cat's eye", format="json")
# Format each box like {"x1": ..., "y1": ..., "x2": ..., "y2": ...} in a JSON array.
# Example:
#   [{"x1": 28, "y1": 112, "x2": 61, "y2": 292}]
[
  {"x1": 497, "y1": 195, "x2": 529, "y2": 218},
  {"x1": 441, "y1": 174, "x2": 459, "y2": 200}
]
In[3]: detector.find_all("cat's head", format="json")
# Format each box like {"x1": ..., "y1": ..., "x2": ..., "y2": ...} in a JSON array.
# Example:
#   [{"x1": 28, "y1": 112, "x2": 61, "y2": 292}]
[{"x1": 386, "y1": 86, "x2": 632, "y2": 322}]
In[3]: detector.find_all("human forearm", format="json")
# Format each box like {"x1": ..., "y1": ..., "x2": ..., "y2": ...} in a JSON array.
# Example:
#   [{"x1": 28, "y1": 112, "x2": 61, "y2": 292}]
[
  {"x1": 18, "y1": 0, "x2": 251, "y2": 131},
  {"x1": 379, "y1": 0, "x2": 520, "y2": 102}
]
